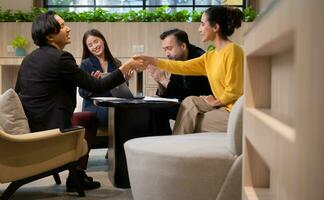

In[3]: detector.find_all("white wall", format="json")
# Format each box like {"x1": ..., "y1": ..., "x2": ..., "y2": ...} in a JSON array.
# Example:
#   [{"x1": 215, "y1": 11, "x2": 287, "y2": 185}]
[
  {"x1": 257, "y1": 0, "x2": 271, "y2": 12},
  {"x1": 0, "y1": 0, "x2": 33, "y2": 11}
]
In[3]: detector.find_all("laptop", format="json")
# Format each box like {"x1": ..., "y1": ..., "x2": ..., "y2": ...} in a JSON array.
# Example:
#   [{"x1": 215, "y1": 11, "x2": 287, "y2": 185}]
[{"x1": 110, "y1": 83, "x2": 144, "y2": 99}]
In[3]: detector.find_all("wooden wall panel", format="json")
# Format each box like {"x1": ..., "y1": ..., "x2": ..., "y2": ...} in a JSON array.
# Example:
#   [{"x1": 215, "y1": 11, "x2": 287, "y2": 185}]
[
  {"x1": 0, "y1": 22, "x2": 248, "y2": 58},
  {"x1": 243, "y1": 0, "x2": 324, "y2": 200}
]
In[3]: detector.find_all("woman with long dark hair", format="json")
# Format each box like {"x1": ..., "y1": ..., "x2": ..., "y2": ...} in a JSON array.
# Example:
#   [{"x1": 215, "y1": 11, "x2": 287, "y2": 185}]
[{"x1": 79, "y1": 29, "x2": 121, "y2": 130}]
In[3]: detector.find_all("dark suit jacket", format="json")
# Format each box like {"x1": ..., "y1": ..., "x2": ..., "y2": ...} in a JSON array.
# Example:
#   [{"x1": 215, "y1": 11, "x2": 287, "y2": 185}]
[
  {"x1": 15, "y1": 45, "x2": 125, "y2": 132},
  {"x1": 157, "y1": 44, "x2": 212, "y2": 101}
]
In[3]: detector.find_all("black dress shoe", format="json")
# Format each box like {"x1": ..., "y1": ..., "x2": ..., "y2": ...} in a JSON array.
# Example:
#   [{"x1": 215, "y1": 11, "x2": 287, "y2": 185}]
[
  {"x1": 66, "y1": 170, "x2": 101, "y2": 192},
  {"x1": 77, "y1": 169, "x2": 94, "y2": 182},
  {"x1": 77, "y1": 170, "x2": 100, "y2": 190}
]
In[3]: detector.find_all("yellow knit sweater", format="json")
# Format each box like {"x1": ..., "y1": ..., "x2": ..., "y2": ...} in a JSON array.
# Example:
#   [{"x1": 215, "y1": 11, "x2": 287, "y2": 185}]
[{"x1": 157, "y1": 43, "x2": 243, "y2": 111}]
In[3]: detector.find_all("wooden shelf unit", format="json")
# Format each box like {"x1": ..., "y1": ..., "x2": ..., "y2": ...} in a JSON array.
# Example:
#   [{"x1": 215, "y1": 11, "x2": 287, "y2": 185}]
[
  {"x1": 0, "y1": 58, "x2": 23, "y2": 93},
  {"x1": 243, "y1": 0, "x2": 324, "y2": 200}
]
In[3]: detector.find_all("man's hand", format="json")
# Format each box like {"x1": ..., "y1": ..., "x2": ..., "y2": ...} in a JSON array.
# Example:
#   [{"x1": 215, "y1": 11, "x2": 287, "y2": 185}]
[
  {"x1": 147, "y1": 65, "x2": 170, "y2": 88},
  {"x1": 200, "y1": 95, "x2": 223, "y2": 107},
  {"x1": 124, "y1": 69, "x2": 135, "y2": 81},
  {"x1": 133, "y1": 55, "x2": 158, "y2": 67},
  {"x1": 119, "y1": 58, "x2": 145, "y2": 80}
]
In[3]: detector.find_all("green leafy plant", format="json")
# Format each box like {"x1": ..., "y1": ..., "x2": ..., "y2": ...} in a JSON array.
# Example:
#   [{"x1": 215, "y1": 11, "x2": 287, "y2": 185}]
[
  {"x1": 0, "y1": 7, "x2": 46, "y2": 22},
  {"x1": 11, "y1": 34, "x2": 28, "y2": 49},
  {"x1": 0, "y1": 6, "x2": 257, "y2": 23},
  {"x1": 190, "y1": 10, "x2": 203, "y2": 22},
  {"x1": 243, "y1": 6, "x2": 257, "y2": 22},
  {"x1": 0, "y1": 6, "x2": 196, "y2": 22}
]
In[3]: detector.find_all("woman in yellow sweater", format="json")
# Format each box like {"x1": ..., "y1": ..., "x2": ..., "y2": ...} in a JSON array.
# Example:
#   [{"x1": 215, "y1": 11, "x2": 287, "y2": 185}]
[{"x1": 135, "y1": 6, "x2": 244, "y2": 134}]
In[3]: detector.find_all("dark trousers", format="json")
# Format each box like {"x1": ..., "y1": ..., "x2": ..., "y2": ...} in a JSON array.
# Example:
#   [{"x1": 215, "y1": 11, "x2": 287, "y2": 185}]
[
  {"x1": 154, "y1": 104, "x2": 180, "y2": 135},
  {"x1": 72, "y1": 112, "x2": 99, "y2": 170}
]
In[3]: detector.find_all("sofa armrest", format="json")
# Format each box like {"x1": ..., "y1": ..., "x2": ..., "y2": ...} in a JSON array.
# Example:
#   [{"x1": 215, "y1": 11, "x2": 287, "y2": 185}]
[
  {"x1": 0, "y1": 127, "x2": 84, "y2": 142},
  {"x1": 0, "y1": 128, "x2": 87, "y2": 183}
]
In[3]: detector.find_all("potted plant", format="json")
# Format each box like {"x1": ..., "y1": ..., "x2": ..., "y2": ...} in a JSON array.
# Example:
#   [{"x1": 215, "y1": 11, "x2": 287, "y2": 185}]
[
  {"x1": 11, "y1": 34, "x2": 28, "y2": 56},
  {"x1": 243, "y1": 6, "x2": 257, "y2": 22}
]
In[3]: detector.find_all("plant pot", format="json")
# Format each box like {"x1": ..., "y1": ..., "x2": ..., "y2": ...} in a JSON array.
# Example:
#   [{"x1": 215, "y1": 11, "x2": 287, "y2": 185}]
[{"x1": 15, "y1": 48, "x2": 26, "y2": 56}]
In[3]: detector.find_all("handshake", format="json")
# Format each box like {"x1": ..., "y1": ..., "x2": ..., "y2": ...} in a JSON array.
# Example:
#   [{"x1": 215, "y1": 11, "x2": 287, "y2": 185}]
[{"x1": 119, "y1": 55, "x2": 157, "y2": 80}]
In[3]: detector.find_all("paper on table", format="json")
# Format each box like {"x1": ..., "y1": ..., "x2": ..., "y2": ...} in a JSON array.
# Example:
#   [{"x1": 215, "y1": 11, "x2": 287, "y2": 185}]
[
  {"x1": 92, "y1": 97, "x2": 125, "y2": 101},
  {"x1": 91, "y1": 96, "x2": 179, "y2": 103},
  {"x1": 143, "y1": 96, "x2": 178, "y2": 103}
]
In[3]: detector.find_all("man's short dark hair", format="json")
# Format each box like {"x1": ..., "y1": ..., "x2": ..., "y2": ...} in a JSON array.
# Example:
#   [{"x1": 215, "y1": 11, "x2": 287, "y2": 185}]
[
  {"x1": 160, "y1": 28, "x2": 190, "y2": 48},
  {"x1": 32, "y1": 11, "x2": 61, "y2": 46}
]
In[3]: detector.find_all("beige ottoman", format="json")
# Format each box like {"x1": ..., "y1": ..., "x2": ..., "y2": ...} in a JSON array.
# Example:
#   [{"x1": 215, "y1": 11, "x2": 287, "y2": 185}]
[{"x1": 124, "y1": 133, "x2": 241, "y2": 200}]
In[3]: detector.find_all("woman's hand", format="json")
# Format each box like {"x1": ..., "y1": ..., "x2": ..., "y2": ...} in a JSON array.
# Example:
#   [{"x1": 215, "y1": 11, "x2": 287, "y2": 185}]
[
  {"x1": 90, "y1": 70, "x2": 101, "y2": 79},
  {"x1": 133, "y1": 55, "x2": 158, "y2": 67},
  {"x1": 200, "y1": 95, "x2": 223, "y2": 107}
]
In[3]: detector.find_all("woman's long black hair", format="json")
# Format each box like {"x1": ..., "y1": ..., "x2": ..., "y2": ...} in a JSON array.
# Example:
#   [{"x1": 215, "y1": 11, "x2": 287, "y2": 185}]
[{"x1": 82, "y1": 29, "x2": 119, "y2": 67}]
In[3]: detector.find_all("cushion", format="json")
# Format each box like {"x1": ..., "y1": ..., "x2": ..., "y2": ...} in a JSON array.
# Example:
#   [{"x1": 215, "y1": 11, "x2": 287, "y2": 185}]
[
  {"x1": 227, "y1": 96, "x2": 243, "y2": 155},
  {"x1": 0, "y1": 89, "x2": 30, "y2": 134}
]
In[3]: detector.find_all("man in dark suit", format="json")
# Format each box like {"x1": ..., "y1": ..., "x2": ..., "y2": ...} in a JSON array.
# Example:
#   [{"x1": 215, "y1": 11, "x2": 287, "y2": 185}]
[
  {"x1": 15, "y1": 11, "x2": 139, "y2": 192},
  {"x1": 148, "y1": 29, "x2": 212, "y2": 133}
]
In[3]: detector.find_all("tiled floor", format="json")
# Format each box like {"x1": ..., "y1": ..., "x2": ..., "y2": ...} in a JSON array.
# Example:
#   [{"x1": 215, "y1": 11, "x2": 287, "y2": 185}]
[{"x1": 0, "y1": 149, "x2": 133, "y2": 200}]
